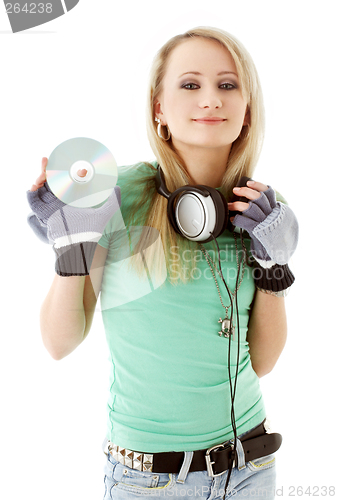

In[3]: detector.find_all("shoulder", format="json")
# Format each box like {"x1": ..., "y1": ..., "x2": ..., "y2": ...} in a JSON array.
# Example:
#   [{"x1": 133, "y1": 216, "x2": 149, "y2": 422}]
[
  {"x1": 116, "y1": 160, "x2": 158, "y2": 189},
  {"x1": 98, "y1": 161, "x2": 158, "y2": 246},
  {"x1": 116, "y1": 160, "x2": 158, "y2": 222}
]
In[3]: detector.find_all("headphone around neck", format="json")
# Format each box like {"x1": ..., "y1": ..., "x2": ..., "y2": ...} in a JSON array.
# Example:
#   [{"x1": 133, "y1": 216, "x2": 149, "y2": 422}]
[{"x1": 155, "y1": 165, "x2": 229, "y2": 244}]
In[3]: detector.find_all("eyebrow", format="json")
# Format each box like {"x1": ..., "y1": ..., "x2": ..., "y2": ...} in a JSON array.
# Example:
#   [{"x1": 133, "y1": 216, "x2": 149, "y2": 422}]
[{"x1": 178, "y1": 71, "x2": 238, "y2": 77}]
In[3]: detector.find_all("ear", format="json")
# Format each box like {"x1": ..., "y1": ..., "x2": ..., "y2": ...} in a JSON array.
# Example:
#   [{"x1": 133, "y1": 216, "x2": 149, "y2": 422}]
[{"x1": 154, "y1": 100, "x2": 167, "y2": 126}]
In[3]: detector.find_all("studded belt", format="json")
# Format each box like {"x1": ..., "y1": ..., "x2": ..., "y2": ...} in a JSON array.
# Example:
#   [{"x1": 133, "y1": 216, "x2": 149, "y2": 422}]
[{"x1": 104, "y1": 419, "x2": 282, "y2": 477}]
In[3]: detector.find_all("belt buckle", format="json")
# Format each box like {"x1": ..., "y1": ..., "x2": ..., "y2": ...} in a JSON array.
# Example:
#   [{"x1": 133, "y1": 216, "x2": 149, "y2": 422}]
[{"x1": 205, "y1": 442, "x2": 235, "y2": 477}]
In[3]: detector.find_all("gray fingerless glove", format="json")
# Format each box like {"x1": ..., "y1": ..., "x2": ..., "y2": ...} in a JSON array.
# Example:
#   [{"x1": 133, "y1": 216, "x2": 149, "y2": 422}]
[
  {"x1": 27, "y1": 182, "x2": 121, "y2": 276},
  {"x1": 232, "y1": 186, "x2": 299, "y2": 266},
  {"x1": 232, "y1": 186, "x2": 298, "y2": 293}
]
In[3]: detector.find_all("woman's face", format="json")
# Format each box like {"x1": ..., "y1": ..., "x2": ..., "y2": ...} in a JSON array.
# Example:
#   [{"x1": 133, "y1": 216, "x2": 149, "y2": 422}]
[{"x1": 155, "y1": 37, "x2": 249, "y2": 153}]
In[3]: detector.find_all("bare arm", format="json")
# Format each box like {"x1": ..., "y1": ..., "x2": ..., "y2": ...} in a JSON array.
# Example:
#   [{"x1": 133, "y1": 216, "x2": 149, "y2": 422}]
[
  {"x1": 247, "y1": 290, "x2": 287, "y2": 378},
  {"x1": 40, "y1": 244, "x2": 108, "y2": 360},
  {"x1": 30, "y1": 157, "x2": 111, "y2": 360}
]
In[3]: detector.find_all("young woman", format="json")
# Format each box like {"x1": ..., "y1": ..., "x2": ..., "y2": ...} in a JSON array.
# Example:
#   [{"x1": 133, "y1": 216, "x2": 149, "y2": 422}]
[{"x1": 27, "y1": 27, "x2": 298, "y2": 500}]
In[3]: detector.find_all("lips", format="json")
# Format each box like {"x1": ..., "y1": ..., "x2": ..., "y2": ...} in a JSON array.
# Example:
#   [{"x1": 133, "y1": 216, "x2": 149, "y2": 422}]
[{"x1": 193, "y1": 118, "x2": 226, "y2": 124}]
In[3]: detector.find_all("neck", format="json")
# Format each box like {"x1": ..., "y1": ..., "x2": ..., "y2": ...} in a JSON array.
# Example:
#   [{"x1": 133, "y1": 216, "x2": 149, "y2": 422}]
[{"x1": 173, "y1": 141, "x2": 232, "y2": 188}]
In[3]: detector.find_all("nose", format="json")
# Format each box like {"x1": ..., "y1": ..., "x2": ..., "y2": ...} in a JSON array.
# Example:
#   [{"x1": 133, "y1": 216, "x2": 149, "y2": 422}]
[{"x1": 198, "y1": 90, "x2": 222, "y2": 109}]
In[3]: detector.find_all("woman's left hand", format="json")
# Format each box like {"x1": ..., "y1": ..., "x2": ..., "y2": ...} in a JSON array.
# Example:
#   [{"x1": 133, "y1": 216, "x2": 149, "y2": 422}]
[
  {"x1": 227, "y1": 180, "x2": 269, "y2": 221},
  {"x1": 227, "y1": 179, "x2": 299, "y2": 267}
]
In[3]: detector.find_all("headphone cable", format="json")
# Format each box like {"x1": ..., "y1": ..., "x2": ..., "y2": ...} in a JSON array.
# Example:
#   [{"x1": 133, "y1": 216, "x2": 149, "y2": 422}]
[{"x1": 211, "y1": 230, "x2": 245, "y2": 499}]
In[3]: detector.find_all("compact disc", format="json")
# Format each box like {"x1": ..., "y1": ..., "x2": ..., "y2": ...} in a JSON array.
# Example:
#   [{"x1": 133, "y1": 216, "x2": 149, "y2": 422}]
[{"x1": 46, "y1": 137, "x2": 118, "y2": 208}]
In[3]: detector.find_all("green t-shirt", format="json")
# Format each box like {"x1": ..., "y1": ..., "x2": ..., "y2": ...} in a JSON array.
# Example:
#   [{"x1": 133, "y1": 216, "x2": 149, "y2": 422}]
[{"x1": 98, "y1": 161, "x2": 266, "y2": 453}]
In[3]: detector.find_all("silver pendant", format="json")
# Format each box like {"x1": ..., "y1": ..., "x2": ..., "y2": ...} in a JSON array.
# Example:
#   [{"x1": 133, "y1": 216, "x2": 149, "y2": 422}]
[{"x1": 218, "y1": 317, "x2": 234, "y2": 338}]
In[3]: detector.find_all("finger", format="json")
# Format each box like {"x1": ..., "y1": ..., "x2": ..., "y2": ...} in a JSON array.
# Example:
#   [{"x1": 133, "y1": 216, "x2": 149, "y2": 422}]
[
  {"x1": 228, "y1": 201, "x2": 250, "y2": 212},
  {"x1": 231, "y1": 213, "x2": 258, "y2": 232},
  {"x1": 35, "y1": 170, "x2": 47, "y2": 187},
  {"x1": 30, "y1": 180, "x2": 46, "y2": 191},
  {"x1": 246, "y1": 180, "x2": 268, "y2": 192},
  {"x1": 232, "y1": 186, "x2": 261, "y2": 201},
  {"x1": 30, "y1": 158, "x2": 48, "y2": 191},
  {"x1": 41, "y1": 157, "x2": 48, "y2": 172},
  {"x1": 38, "y1": 157, "x2": 48, "y2": 184}
]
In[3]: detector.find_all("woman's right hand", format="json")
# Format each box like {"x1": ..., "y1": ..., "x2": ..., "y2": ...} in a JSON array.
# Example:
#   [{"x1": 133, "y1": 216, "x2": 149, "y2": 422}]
[
  {"x1": 27, "y1": 157, "x2": 56, "y2": 244},
  {"x1": 27, "y1": 156, "x2": 66, "y2": 244},
  {"x1": 30, "y1": 157, "x2": 88, "y2": 191},
  {"x1": 27, "y1": 156, "x2": 121, "y2": 275}
]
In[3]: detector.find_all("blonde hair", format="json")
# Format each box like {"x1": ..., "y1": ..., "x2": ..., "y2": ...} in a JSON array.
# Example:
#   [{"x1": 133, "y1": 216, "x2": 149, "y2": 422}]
[{"x1": 125, "y1": 26, "x2": 265, "y2": 285}]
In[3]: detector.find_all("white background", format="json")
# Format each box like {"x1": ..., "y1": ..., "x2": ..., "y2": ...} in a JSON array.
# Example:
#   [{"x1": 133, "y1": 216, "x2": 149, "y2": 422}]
[{"x1": 1, "y1": 1, "x2": 336, "y2": 498}]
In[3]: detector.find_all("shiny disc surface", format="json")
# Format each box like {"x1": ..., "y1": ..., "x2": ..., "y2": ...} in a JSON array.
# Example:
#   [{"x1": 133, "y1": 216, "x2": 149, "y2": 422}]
[{"x1": 46, "y1": 137, "x2": 117, "y2": 207}]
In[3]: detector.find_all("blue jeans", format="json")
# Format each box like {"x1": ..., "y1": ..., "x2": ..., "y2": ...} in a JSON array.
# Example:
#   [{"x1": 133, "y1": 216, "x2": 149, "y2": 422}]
[{"x1": 102, "y1": 425, "x2": 276, "y2": 499}]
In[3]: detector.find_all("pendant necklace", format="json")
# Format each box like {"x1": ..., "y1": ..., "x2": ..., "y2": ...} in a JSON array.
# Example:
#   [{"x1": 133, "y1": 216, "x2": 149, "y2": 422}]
[{"x1": 199, "y1": 233, "x2": 246, "y2": 338}]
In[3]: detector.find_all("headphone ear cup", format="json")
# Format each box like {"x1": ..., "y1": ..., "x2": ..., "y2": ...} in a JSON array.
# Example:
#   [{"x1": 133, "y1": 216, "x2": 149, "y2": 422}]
[
  {"x1": 155, "y1": 165, "x2": 228, "y2": 242},
  {"x1": 170, "y1": 186, "x2": 228, "y2": 243}
]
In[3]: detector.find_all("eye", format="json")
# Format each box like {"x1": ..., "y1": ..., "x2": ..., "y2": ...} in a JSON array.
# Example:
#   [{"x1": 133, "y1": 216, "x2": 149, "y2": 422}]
[
  {"x1": 181, "y1": 83, "x2": 200, "y2": 90},
  {"x1": 219, "y1": 82, "x2": 237, "y2": 90}
]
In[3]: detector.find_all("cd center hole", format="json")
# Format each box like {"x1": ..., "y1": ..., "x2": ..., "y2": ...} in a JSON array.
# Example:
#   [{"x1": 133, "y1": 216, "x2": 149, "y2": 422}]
[{"x1": 77, "y1": 169, "x2": 88, "y2": 178}]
